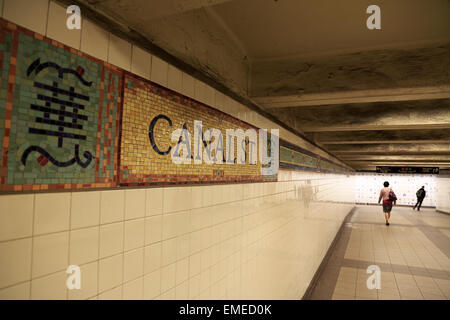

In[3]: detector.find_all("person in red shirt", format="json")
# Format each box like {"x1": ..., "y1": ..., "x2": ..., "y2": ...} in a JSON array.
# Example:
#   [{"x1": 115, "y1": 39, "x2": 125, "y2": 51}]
[{"x1": 378, "y1": 181, "x2": 397, "y2": 226}]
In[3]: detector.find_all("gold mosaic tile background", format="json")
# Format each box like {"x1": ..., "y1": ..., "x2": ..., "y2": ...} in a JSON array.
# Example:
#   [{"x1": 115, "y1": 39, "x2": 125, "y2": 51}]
[{"x1": 120, "y1": 75, "x2": 271, "y2": 185}]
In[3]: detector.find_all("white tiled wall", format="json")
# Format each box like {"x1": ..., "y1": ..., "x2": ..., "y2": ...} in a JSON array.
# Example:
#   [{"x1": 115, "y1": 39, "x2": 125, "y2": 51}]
[
  {"x1": 0, "y1": 0, "x2": 357, "y2": 299},
  {"x1": 47, "y1": 1, "x2": 81, "y2": 49},
  {"x1": 436, "y1": 176, "x2": 450, "y2": 213},
  {"x1": 355, "y1": 173, "x2": 436, "y2": 207},
  {"x1": 80, "y1": 19, "x2": 109, "y2": 61},
  {"x1": 109, "y1": 34, "x2": 132, "y2": 71},
  {"x1": 3, "y1": 0, "x2": 48, "y2": 35},
  {"x1": 0, "y1": 172, "x2": 355, "y2": 300},
  {"x1": 151, "y1": 55, "x2": 168, "y2": 87}
]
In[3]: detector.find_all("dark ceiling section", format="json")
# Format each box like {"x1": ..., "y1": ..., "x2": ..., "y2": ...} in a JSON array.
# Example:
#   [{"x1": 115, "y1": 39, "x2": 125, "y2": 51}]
[{"x1": 251, "y1": 43, "x2": 450, "y2": 97}]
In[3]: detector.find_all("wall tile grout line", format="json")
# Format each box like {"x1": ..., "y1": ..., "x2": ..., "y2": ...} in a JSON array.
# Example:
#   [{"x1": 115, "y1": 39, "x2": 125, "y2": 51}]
[
  {"x1": 44, "y1": 0, "x2": 50, "y2": 37},
  {"x1": 28, "y1": 194, "x2": 36, "y2": 299},
  {"x1": 141, "y1": 189, "x2": 147, "y2": 299},
  {"x1": 78, "y1": 9, "x2": 83, "y2": 51},
  {"x1": 66, "y1": 192, "x2": 72, "y2": 300},
  {"x1": 158, "y1": 188, "x2": 165, "y2": 299},
  {"x1": 120, "y1": 190, "x2": 125, "y2": 299},
  {"x1": 96, "y1": 191, "x2": 102, "y2": 300}
]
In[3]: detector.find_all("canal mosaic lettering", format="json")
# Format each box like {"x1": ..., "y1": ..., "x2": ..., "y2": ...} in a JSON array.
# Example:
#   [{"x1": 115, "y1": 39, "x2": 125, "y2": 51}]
[
  {"x1": 149, "y1": 115, "x2": 279, "y2": 173},
  {"x1": 0, "y1": 18, "x2": 348, "y2": 193},
  {"x1": 119, "y1": 74, "x2": 278, "y2": 186}
]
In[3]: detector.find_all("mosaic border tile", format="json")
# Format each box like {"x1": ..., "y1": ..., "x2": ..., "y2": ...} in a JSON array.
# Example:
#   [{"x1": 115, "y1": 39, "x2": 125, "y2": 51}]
[{"x1": 279, "y1": 139, "x2": 348, "y2": 174}]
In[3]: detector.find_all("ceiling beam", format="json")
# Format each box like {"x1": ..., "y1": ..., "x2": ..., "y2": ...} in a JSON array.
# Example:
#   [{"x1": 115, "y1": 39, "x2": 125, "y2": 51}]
[
  {"x1": 347, "y1": 161, "x2": 450, "y2": 167},
  {"x1": 326, "y1": 143, "x2": 450, "y2": 154},
  {"x1": 253, "y1": 85, "x2": 450, "y2": 109},
  {"x1": 268, "y1": 99, "x2": 450, "y2": 133},
  {"x1": 302, "y1": 124, "x2": 450, "y2": 132},
  {"x1": 77, "y1": 0, "x2": 234, "y2": 22},
  {"x1": 306, "y1": 129, "x2": 450, "y2": 145},
  {"x1": 338, "y1": 155, "x2": 450, "y2": 161},
  {"x1": 324, "y1": 140, "x2": 450, "y2": 145},
  {"x1": 353, "y1": 167, "x2": 450, "y2": 171}
]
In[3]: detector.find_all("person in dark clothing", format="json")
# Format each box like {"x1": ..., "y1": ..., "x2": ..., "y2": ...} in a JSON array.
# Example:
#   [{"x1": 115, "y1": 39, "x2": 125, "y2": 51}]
[{"x1": 413, "y1": 186, "x2": 426, "y2": 211}]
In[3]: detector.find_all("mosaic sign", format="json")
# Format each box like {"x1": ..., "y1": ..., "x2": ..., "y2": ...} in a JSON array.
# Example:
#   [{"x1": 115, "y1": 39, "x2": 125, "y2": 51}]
[
  {"x1": 0, "y1": 20, "x2": 121, "y2": 191},
  {"x1": 119, "y1": 74, "x2": 277, "y2": 185},
  {"x1": 279, "y1": 139, "x2": 347, "y2": 173},
  {"x1": 0, "y1": 19, "x2": 348, "y2": 193},
  {"x1": 376, "y1": 166, "x2": 439, "y2": 174}
]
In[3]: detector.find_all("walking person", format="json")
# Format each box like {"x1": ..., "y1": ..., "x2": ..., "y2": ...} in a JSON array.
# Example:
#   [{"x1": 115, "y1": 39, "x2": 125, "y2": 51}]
[
  {"x1": 413, "y1": 186, "x2": 426, "y2": 211},
  {"x1": 378, "y1": 181, "x2": 397, "y2": 226}
]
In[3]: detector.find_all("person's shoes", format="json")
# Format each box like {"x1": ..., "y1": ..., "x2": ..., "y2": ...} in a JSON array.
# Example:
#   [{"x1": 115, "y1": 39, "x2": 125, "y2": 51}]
[{"x1": 386, "y1": 222, "x2": 389, "y2": 226}]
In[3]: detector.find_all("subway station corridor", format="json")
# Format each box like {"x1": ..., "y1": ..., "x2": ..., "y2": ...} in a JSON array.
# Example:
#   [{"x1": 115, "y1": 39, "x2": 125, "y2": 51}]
[
  {"x1": 310, "y1": 206, "x2": 450, "y2": 300},
  {"x1": 0, "y1": 0, "x2": 449, "y2": 302}
]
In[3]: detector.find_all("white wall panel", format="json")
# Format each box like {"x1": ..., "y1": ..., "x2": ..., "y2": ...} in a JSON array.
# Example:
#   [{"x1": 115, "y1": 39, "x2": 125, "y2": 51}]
[
  {"x1": 436, "y1": 176, "x2": 450, "y2": 213},
  {"x1": 355, "y1": 173, "x2": 436, "y2": 207}
]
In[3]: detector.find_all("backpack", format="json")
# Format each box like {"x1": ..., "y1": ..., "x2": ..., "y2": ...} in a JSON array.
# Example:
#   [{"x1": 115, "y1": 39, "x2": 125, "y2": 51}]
[
  {"x1": 416, "y1": 189, "x2": 424, "y2": 198},
  {"x1": 388, "y1": 189, "x2": 397, "y2": 202}
]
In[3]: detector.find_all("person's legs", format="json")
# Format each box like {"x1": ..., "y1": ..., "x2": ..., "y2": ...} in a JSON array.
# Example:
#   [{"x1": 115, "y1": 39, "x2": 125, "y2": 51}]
[
  {"x1": 383, "y1": 201, "x2": 391, "y2": 225},
  {"x1": 417, "y1": 198, "x2": 424, "y2": 211},
  {"x1": 413, "y1": 198, "x2": 419, "y2": 209}
]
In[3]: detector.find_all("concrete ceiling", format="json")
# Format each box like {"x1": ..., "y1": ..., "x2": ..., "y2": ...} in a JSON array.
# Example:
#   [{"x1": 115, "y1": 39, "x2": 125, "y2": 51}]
[
  {"x1": 60, "y1": 0, "x2": 450, "y2": 171},
  {"x1": 213, "y1": 0, "x2": 450, "y2": 60}
]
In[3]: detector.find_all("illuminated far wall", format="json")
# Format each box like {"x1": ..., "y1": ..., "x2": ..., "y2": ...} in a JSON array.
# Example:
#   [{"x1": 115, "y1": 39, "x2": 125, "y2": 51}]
[
  {"x1": 435, "y1": 175, "x2": 450, "y2": 214},
  {"x1": 355, "y1": 173, "x2": 437, "y2": 207}
]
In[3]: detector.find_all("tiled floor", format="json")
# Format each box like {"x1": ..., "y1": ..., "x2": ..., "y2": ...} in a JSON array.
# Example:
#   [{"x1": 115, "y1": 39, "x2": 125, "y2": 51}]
[{"x1": 310, "y1": 205, "x2": 450, "y2": 300}]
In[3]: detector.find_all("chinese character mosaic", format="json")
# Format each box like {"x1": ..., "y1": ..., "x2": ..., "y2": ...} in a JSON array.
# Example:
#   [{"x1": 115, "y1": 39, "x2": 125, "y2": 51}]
[{"x1": 0, "y1": 20, "x2": 122, "y2": 191}]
